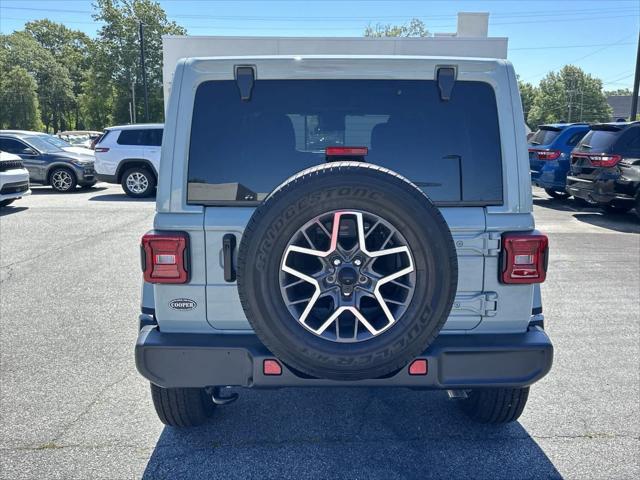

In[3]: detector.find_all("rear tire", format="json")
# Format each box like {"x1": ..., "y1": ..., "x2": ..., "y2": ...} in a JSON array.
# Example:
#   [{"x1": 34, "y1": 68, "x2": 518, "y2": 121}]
[
  {"x1": 121, "y1": 167, "x2": 156, "y2": 198},
  {"x1": 150, "y1": 383, "x2": 215, "y2": 427},
  {"x1": 544, "y1": 188, "x2": 570, "y2": 200},
  {"x1": 458, "y1": 387, "x2": 529, "y2": 424}
]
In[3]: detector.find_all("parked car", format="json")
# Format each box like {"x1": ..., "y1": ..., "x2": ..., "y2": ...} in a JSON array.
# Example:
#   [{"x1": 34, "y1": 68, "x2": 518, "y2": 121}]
[
  {"x1": 0, "y1": 130, "x2": 94, "y2": 156},
  {"x1": 0, "y1": 131, "x2": 96, "y2": 192},
  {"x1": 0, "y1": 151, "x2": 30, "y2": 207},
  {"x1": 94, "y1": 124, "x2": 163, "y2": 197},
  {"x1": 58, "y1": 130, "x2": 102, "y2": 149},
  {"x1": 529, "y1": 123, "x2": 590, "y2": 199},
  {"x1": 566, "y1": 121, "x2": 640, "y2": 217},
  {"x1": 135, "y1": 56, "x2": 552, "y2": 428}
]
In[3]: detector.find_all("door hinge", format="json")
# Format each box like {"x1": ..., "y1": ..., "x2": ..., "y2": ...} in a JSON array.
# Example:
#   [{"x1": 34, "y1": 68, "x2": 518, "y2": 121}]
[
  {"x1": 454, "y1": 232, "x2": 501, "y2": 256},
  {"x1": 451, "y1": 292, "x2": 498, "y2": 317}
]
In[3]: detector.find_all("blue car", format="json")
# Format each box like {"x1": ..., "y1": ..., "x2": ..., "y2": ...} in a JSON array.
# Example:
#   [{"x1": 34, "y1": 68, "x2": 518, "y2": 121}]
[{"x1": 528, "y1": 123, "x2": 590, "y2": 198}]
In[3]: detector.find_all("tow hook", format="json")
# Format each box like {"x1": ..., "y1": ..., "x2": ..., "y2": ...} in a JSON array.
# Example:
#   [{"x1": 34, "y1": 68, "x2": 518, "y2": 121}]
[{"x1": 210, "y1": 386, "x2": 239, "y2": 405}]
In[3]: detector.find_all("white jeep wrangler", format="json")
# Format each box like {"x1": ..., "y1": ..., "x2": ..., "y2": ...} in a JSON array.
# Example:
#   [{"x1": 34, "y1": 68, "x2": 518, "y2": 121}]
[{"x1": 136, "y1": 55, "x2": 552, "y2": 427}]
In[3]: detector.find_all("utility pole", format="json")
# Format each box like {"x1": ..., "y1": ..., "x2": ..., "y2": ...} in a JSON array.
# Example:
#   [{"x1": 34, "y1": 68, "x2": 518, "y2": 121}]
[
  {"x1": 139, "y1": 21, "x2": 149, "y2": 122},
  {"x1": 131, "y1": 81, "x2": 137, "y2": 124},
  {"x1": 631, "y1": 28, "x2": 640, "y2": 120}
]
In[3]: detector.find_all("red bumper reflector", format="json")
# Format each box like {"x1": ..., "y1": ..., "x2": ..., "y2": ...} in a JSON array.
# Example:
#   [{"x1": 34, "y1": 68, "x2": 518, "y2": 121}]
[
  {"x1": 263, "y1": 359, "x2": 282, "y2": 376},
  {"x1": 408, "y1": 359, "x2": 428, "y2": 375},
  {"x1": 325, "y1": 146, "x2": 368, "y2": 157}
]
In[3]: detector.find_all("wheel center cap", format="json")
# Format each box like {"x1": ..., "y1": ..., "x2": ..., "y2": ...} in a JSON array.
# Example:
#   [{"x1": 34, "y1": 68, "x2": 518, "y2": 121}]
[{"x1": 337, "y1": 266, "x2": 358, "y2": 286}]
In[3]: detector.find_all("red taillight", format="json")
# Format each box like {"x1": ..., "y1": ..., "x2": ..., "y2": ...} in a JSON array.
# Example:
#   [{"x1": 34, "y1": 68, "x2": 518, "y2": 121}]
[
  {"x1": 141, "y1": 232, "x2": 189, "y2": 284},
  {"x1": 501, "y1": 233, "x2": 548, "y2": 284},
  {"x1": 529, "y1": 149, "x2": 561, "y2": 160},
  {"x1": 325, "y1": 146, "x2": 368, "y2": 157},
  {"x1": 94, "y1": 147, "x2": 109, "y2": 153},
  {"x1": 408, "y1": 359, "x2": 428, "y2": 375},
  {"x1": 572, "y1": 153, "x2": 622, "y2": 167},
  {"x1": 263, "y1": 359, "x2": 282, "y2": 376}
]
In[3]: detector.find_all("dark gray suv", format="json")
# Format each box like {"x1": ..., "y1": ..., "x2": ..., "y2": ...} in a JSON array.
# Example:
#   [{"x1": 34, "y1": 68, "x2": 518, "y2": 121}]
[{"x1": 0, "y1": 132, "x2": 96, "y2": 192}]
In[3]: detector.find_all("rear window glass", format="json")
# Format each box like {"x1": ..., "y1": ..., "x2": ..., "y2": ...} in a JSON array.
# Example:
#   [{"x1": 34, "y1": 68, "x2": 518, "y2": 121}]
[
  {"x1": 575, "y1": 129, "x2": 621, "y2": 153},
  {"x1": 529, "y1": 128, "x2": 561, "y2": 146},
  {"x1": 117, "y1": 128, "x2": 163, "y2": 146},
  {"x1": 188, "y1": 79, "x2": 503, "y2": 205}
]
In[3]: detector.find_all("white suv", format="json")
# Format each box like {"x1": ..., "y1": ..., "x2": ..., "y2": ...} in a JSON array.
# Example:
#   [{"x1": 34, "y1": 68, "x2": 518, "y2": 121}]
[{"x1": 94, "y1": 124, "x2": 163, "y2": 197}]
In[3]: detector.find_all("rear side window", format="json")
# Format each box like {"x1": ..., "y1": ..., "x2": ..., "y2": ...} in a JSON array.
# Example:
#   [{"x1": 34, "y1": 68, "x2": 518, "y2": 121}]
[
  {"x1": 187, "y1": 79, "x2": 503, "y2": 206},
  {"x1": 529, "y1": 127, "x2": 561, "y2": 146},
  {"x1": 0, "y1": 137, "x2": 28, "y2": 154},
  {"x1": 117, "y1": 129, "x2": 163, "y2": 146}
]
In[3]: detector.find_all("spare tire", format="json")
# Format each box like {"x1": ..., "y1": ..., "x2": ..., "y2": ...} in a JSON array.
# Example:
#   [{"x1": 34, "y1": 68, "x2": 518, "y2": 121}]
[{"x1": 237, "y1": 162, "x2": 457, "y2": 380}]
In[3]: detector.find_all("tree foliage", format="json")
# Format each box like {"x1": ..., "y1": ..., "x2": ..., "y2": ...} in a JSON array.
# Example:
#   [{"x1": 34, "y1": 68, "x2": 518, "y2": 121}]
[
  {"x1": 92, "y1": 0, "x2": 186, "y2": 124},
  {"x1": 517, "y1": 77, "x2": 538, "y2": 128},
  {"x1": 604, "y1": 88, "x2": 632, "y2": 97},
  {"x1": 527, "y1": 65, "x2": 611, "y2": 126},
  {"x1": 0, "y1": 66, "x2": 42, "y2": 130},
  {"x1": 364, "y1": 18, "x2": 429, "y2": 37}
]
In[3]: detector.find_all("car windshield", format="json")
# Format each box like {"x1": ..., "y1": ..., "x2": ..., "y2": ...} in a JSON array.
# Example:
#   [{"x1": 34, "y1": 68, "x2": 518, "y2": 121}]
[
  {"x1": 529, "y1": 128, "x2": 561, "y2": 146},
  {"x1": 188, "y1": 79, "x2": 503, "y2": 206},
  {"x1": 41, "y1": 135, "x2": 72, "y2": 148},
  {"x1": 23, "y1": 136, "x2": 63, "y2": 153},
  {"x1": 575, "y1": 129, "x2": 620, "y2": 152}
]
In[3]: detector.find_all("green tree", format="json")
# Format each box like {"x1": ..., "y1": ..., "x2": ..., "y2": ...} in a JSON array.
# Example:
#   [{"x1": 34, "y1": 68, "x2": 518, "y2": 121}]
[
  {"x1": 93, "y1": 0, "x2": 186, "y2": 124},
  {"x1": 1, "y1": 31, "x2": 75, "y2": 132},
  {"x1": 24, "y1": 20, "x2": 93, "y2": 127},
  {"x1": 517, "y1": 76, "x2": 538, "y2": 128},
  {"x1": 527, "y1": 65, "x2": 612, "y2": 126},
  {"x1": 78, "y1": 67, "x2": 115, "y2": 129},
  {"x1": 364, "y1": 18, "x2": 429, "y2": 37},
  {"x1": 0, "y1": 66, "x2": 42, "y2": 130},
  {"x1": 603, "y1": 88, "x2": 632, "y2": 96}
]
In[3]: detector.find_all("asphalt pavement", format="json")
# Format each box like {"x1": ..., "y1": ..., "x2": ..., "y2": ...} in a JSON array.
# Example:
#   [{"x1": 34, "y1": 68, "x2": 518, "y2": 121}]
[{"x1": 0, "y1": 184, "x2": 638, "y2": 479}]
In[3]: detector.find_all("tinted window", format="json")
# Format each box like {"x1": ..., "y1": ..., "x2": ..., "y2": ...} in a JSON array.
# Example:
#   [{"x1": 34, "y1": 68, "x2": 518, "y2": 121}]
[
  {"x1": 117, "y1": 129, "x2": 145, "y2": 146},
  {"x1": 188, "y1": 79, "x2": 503, "y2": 205},
  {"x1": 116, "y1": 128, "x2": 162, "y2": 146},
  {"x1": 529, "y1": 128, "x2": 561, "y2": 146},
  {"x1": 0, "y1": 137, "x2": 29, "y2": 154},
  {"x1": 566, "y1": 130, "x2": 587, "y2": 147},
  {"x1": 575, "y1": 128, "x2": 622, "y2": 153},
  {"x1": 146, "y1": 128, "x2": 163, "y2": 146},
  {"x1": 618, "y1": 127, "x2": 640, "y2": 155}
]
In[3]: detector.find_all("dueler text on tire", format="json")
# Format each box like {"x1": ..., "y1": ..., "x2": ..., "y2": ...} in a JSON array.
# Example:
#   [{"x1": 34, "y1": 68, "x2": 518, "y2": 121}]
[{"x1": 237, "y1": 162, "x2": 458, "y2": 381}]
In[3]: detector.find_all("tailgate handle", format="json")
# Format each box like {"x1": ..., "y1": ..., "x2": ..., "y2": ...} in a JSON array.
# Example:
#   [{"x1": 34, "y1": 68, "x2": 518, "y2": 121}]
[{"x1": 222, "y1": 234, "x2": 237, "y2": 282}]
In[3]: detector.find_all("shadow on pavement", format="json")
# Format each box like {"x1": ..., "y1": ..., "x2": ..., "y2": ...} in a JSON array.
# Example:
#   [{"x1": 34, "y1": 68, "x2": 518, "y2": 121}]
[
  {"x1": 142, "y1": 388, "x2": 561, "y2": 480},
  {"x1": 29, "y1": 186, "x2": 109, "y2": 195},
  {"x1": 89, "y1": 193, "x2": 155, "y2": 202},
  {"x1": 573, "y1": 212, "x2": 640, "y2": 234},
  {"x1": 0, "y1": 205, "x2": 28, "y2": 216}
]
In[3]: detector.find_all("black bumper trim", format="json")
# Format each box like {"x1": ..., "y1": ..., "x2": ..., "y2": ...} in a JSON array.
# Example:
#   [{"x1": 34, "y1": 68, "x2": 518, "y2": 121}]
[
  {"x1": 96, "y1": 173, "x2": 117, "y2": 184},
  {"x1": 136, "y1": 325, "x2": 553, "y2": 389}
]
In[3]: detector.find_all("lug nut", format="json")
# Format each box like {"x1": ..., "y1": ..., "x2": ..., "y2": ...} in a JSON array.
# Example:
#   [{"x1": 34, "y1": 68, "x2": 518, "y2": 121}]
[
  {"x1": 326, "y1": 275, "x2": 335, "y2": 283},
  {"x1": 354, "y1": 258, "x2": 362, "y2": 266},
  {"x1": 333, "y1": 258, "x2": 342, "y2": 266},
  {"x1": 359, "y1": 276, "x2": 368, "y2": 284}
]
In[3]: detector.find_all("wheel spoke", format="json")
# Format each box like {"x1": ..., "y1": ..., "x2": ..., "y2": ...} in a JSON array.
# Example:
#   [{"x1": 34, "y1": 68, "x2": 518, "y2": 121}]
[{"x1": 280, "y1": 210, "x2": 415, "y2": 343}]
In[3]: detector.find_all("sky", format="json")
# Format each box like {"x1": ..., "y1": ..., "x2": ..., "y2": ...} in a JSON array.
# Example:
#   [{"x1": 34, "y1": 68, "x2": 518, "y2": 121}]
[{"x1": 0, "y1": 0, "x2": 638, "y2": 90}]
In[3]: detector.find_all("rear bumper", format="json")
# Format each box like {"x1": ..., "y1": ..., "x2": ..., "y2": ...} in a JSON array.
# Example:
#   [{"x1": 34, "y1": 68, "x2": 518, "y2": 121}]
[
  {"x1": 566, "y1": 176, "x2": 637, "y2": 205},
  {"x1": 135, "y1": 322, "x2": 553, "y2": 389}
]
